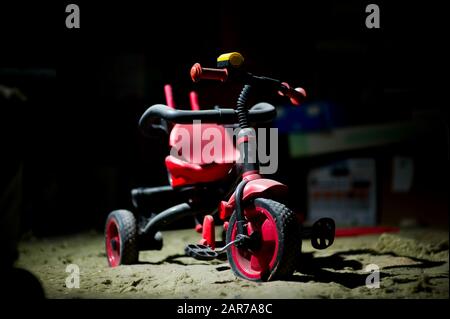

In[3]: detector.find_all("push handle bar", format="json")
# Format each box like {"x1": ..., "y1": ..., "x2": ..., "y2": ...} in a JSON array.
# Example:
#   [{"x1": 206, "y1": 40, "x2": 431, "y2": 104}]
[{"x1": 139, "y1": 103, "x2": 276, "y2": 137}]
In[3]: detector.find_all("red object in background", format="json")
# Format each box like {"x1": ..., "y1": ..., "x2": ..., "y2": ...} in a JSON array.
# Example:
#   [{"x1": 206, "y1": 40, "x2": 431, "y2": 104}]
[{"x1": 335, "y1": 226, "x2": 399, "y2": 237}]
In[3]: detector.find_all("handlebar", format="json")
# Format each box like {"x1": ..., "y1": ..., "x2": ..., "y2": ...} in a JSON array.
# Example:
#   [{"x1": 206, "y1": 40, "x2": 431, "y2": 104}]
[
  {"x1": 139, "y1": 103, "x2": 276, "y2": 137},
  {"x1": 190, "y1": 63, "x2": 228, "y2": 82},
  {"x1": 190, "y1": 62, "x2": 306, "y2": 106},
  {"x1": 278, "y1": 82, "x2": 307, "y2": 106}
]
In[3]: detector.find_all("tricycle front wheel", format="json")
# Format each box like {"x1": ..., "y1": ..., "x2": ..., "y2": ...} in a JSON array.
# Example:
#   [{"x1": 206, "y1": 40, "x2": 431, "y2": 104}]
[{"x1": 226, "y1": 198, "x2": 301, "y2": 281}]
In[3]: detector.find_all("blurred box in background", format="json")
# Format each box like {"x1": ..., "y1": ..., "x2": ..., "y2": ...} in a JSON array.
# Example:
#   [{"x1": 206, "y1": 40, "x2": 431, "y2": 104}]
[
  {"x1": 275, "y1": 101, "x2": 340, "y2": 134},
  {"x1": 307, "y1": 158, "x2": 376, "y2": 226}
]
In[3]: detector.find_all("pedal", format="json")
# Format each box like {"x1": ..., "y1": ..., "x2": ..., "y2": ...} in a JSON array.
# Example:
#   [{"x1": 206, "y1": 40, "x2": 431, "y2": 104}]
[
  {"x1": 185, "y1": 244, "x2": 218, "y2": 260},
  {"x1": 185, "y1": 237, "x2": 246, "y2": 260},
  {"x1": 311, "y1": 218, "x2": 335, "y2": 250}
]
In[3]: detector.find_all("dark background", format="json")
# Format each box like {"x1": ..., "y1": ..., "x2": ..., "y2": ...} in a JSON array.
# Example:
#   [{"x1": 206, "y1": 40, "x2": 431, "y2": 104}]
[{"x1": 0, "y1": 0, "x2": 447, "y2": 237}]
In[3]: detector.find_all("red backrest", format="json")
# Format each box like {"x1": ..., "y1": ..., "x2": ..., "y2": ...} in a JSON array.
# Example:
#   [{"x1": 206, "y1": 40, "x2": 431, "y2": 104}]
[
  {"x1": 163, "y1": 84, "x2": 239, "y2": 165},
  {"x1": 169, "y1": 123, "x2": 239, "y2": 165}
]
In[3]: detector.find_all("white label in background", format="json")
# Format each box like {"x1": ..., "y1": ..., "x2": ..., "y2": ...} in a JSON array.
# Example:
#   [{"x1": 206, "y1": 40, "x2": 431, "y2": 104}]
[
  {"x1": 392, "y1": 156, "x2": 414, "y2": 193},
  {"x1": 307, "y1": 158, "x2": 377, "y2": 226}
]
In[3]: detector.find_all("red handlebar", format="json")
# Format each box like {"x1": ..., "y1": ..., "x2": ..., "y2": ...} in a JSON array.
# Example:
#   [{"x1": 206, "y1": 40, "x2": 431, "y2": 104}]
[
  {"x1": 190, "y1": 63, "x2": 306, "y2": 106},
  {"x1": 278, "y1": 82, "x2": 306, "y2": 106},
  {"x1": 190, "y1": 63, "x2": 228, "y2": 82}
]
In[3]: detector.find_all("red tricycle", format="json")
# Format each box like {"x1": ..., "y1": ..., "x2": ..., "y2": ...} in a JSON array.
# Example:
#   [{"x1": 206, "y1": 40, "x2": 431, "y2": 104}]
[{"x1": 105, "y1": 52, "x2": 335, "y2": 281}]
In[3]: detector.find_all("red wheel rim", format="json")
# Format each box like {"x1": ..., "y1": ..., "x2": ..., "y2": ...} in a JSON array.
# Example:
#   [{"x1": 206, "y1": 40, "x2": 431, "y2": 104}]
[
  {"x1": 230, "y1": 206, "x2": 279, "y2": 280},
  {"x1": 106, "y1": 218, "x2": 121, "y2": 267}
]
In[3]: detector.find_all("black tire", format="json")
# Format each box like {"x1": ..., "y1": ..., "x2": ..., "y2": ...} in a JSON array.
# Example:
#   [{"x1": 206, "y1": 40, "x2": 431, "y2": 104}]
[
  {"x1": 105, "y1": 210, "x2": 139, "y2": 266},
  {"x1": 226, "y1": 198, "x2": 301, "y2": 281}
]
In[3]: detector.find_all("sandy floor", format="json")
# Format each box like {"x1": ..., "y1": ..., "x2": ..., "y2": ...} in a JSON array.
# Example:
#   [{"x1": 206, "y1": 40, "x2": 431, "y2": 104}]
[{"x1": 16, "y1": 227, "x2": 448, "y2": 299}]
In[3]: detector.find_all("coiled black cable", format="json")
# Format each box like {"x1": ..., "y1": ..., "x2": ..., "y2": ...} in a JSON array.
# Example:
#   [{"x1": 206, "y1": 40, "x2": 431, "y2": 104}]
[{"x1": 236, "y1": 84, "x2": 252, "y2": 128}]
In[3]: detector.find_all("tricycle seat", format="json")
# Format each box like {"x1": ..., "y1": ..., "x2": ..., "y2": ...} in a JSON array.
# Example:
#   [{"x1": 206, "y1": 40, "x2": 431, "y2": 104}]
[{"x1": 166, "y1": 123, "x2": 239, "y2": 187}]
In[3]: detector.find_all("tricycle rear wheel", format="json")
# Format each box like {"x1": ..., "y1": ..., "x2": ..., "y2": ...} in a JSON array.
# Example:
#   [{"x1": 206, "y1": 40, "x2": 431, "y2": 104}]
[{"x1": 105, "y1": 210, "x2": 139, "y2": 267}]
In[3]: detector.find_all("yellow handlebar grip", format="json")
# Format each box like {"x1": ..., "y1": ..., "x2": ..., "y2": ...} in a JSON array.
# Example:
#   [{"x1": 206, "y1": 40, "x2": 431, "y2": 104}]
[{"x1": 217, "y1": 52, "x2": 244, "y2": 68}]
